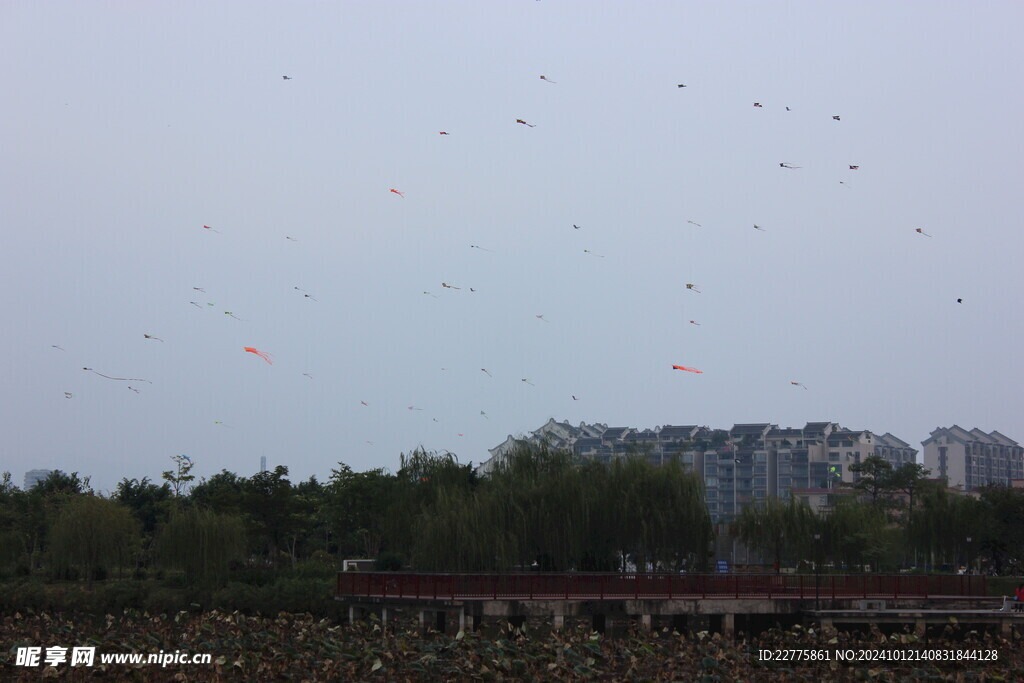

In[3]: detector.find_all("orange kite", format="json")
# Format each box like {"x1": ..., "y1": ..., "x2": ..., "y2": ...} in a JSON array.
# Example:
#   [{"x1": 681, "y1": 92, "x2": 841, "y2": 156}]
[
  {"x1": 243, "y1": 347, "x2": 273, "y2": 364},
  {"x1": 672, "y1": 365, "x2": 703, "y2": 374}
]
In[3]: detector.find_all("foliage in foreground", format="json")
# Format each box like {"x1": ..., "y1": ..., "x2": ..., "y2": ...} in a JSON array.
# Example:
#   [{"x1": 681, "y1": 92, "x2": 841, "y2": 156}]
[{"x1": 0, "y1": 611, "x2": 1020, "y2": 682}]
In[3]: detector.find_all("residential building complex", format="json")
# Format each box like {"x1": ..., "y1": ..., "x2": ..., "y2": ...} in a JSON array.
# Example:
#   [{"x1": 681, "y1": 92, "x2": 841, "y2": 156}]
[
  {"x1": 921, "y1": 426, "x2": 1024, "y2": 491},
  {"x1": 479, "y1": 419, "x2": 920, "y2": 522}
]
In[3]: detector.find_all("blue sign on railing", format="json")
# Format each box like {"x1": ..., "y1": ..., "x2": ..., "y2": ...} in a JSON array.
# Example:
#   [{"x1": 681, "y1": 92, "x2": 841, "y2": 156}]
[{"x1": 716, "y1": 560, "x2": 729, "y2": 574}]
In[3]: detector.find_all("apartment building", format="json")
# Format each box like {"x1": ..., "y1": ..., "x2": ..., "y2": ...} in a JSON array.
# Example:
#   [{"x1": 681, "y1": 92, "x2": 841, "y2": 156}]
[
  {"x1": 921, "y1": 426, "x2": 1024, "y2": 491},
  {"x1": 478, "y1": 419, "x2": 919, "y2": 522}
]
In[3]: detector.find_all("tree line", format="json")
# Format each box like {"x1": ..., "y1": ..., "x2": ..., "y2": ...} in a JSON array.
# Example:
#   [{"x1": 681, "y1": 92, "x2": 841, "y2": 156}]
[{"x1": 1, "y1": 448, "x2": 1021, "y2": 590}]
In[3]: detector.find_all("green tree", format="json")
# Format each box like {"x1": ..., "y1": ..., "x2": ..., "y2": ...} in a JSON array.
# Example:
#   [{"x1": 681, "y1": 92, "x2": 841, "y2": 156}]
[
  {"x1": 846, "y1": 455, "x2": 895, "y2": 505},
  {"x1": 48, "y1": 496, "x2": 140, "y2": 584},
  {"x1": 157, "y1": 507, "x2": 246, "y2": 586},
  {"x1": 162, "y1": 455, "x2": 195, "y2": 497}
]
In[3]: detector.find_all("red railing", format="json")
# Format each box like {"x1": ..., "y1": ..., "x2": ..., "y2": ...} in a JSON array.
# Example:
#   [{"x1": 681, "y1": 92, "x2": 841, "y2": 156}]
[{"x1": 337, "y1": 572, "x2": 987, "y2": 601}]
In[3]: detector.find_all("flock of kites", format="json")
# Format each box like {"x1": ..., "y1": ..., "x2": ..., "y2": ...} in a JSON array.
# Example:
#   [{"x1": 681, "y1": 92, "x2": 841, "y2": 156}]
[{"x1": 54, "y1": 74, "x2": 948, "y2": 447}]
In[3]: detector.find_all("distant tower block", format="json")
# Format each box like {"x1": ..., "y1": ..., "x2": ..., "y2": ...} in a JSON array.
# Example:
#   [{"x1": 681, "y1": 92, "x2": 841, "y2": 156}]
[{"x1": 260, "y1": 456, "x2": 267, "y2": 473}]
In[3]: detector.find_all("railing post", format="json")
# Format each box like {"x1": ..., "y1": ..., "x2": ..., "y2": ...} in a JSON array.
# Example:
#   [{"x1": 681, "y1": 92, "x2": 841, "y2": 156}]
[
  {"x1": 669, "y1": 573, "x2": 673, "y2": 600},
  {"x1": 600, "y1": 574, "x2": 605, "y2": 600},
  {"x1": 735, "y1": 574, "x2": 739, "y2": 599},
  {"x1": 799, "y1": 574, "x2": 803, "y2": 599}
]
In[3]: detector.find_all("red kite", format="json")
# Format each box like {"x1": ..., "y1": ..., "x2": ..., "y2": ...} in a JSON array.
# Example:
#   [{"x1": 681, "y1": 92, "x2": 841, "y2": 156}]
[
  {"x1": 915, "y1": 228, "x2": 932, "y2": 237},
  {"x1": 791, "y1": 381, "x2": 808, "y2": 390},
  {"x1": 202, "y1": 225, "x2": 221, "y2": 233},
  {"x1": 243, "y1": 347, "x2": 272, "y2": 364},
  {"x1": 516, "y1": 119, "x2": 536, "y2": 127},
  {"x1": 539, "y1": 75, "x2": 556, "y2": 83},
  {"x1": 390, "y1": 188, "x2": 405, "y2": 198},
  {"x1": 685, "y1": 283, "x2": 701, "y2": 293},
  {"x1": 672, "y1": 365, "x2": 703, "y2": 374},
  {"x1": 439, "y1": 131, "x2": 449, "y2": 135}
]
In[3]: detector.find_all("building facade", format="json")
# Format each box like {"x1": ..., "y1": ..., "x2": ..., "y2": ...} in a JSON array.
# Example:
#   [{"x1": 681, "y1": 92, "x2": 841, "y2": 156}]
[
  {"x1": 921, "y1": 426, "x2": 1024, "y2": 491},
  {"x1": 480, "y1": 420, "x2": 920, "y2": 522},
  {"x1": 23, "y1": 469, "x2": 53, "y2": 491}
]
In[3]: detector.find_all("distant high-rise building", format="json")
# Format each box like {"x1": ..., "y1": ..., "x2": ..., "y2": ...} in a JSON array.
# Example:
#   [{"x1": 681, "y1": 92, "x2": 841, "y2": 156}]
[
  {"x1": 480, "y1": 419, "x2": 919, "y2": 522},
  {"x1": 260, "y1": 456, "x2": 267, "y2": 473},
  {"x1": 921, "y1": 426, "x2": 1023, "y2": 491},
  {"x1": 23, "y1": 469, "x2": 53, "y2": 491}
]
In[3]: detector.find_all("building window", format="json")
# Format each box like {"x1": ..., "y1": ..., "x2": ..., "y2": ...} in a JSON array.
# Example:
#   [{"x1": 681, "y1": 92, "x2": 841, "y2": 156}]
[{"x1": 829, "y1": 452, "x2": 840, "y2": 461}]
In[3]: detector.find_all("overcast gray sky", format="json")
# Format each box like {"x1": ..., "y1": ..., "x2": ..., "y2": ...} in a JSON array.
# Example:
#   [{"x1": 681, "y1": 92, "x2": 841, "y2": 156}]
[{"x1": 3, "y1": 1, "x2": 1021, "y2": 492}]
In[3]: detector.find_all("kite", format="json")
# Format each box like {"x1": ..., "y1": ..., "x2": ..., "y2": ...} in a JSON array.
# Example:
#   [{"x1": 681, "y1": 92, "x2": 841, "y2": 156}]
[
  {"x1": 839, "y1": 181, "x2": 851, "y2": 188},
  {"x1": 225, "y1": 311, "x2": 245, "y2": 320},
  {"x1": 572, "y1": 395, "x2": 579, "y2": 400},
  {"x1": 849, "y1": 165, "x2": 859, "y2": 170},
  {"x1": 52, "y1": 345, "x2": 65, "y2": 351},
  {"x1": 915, "y1": 228, "x2": 932, "y2": 237},
  {"x1": 441, "y1": 282, "x2": 460, "y2": 289},
  {"x1": 687, "y1": 220, "x2": 702, "y2": 227},
  {"x1": 535, "y1": 315, "x2": 549, "y2": 322},
  {"x1": 439, "y1": 131, "x2": 449, "y2": 135},
  {"x1": 366, "y1": 441, "x2": 374, "y2": 445},
  {"x1": 193, "y1": 287, "x2": 206, "y2": 293},
  {"x1": 390, "y1": 188, "x2": 405, "y2": 198},
  {"x1": 677, "y1": 84, "x2": 686, "y2": 88},
  {"x1": 832, "y1": 115, "x2": 841, "y2": 121},
  {"x1": 791, "y1": 381, "x2": 808, "y2": 390},
  {"x1": 573, "y1": 224, "x2": 581, "y2": 229},
  {"x1": 360, "y1": 401, "x2": 368, "y2": 406},
  {"x1": 786, "y1": 106, "x2": 791, "y2": 111},
  {"x1": 202, "y1": 225, "x2": 221, "y2": 233},
  {"x1": 303, "y1": 373, "x2": 313, "y2": 379},
  {"x1": 243, "y1": 347, "x2": 273, "y2": 364},
  {"x1": 516, "y1": 119, "x2": 536, "y2": 127},
  {"x1": 189, "y1": 301, "x2": 203, "y2": 309},
  {"x1": 470, "y1": 244, "x2": 493, "y2": 252},
  {"x1": 423, "y1": 291, "x2": 439, "y2": 299},
  {"x1": 753, "y1": 102, "x2": 763, "y2": 108},
  {"x1": 539, "y1": 75, "x2": 556, "y2": 83},
  {"x1": 207, "y1": 302, "x2": 215, "y2": 306},
  {"x1": 213, "y1": 421, "x2": 233, "y2": 428},
  {"x1": 303, "y1": 294, "x2": 318, "y2": 301},
  {"x1": 144, "y1": 334, "x2": 163, "y2": 342},
  {"x1": 128, "y1": 386, "x2": 140, "y2": 393},
  {"x1": 685, "y1": 283, "x2": 701, "y2": 292},
  {"x1": 408, "y1": 406, "x2": 422, "y2": 411},
  {"x1": 480, "y1": 411, "x2": 488, "y2": 418},
  {"x1": 753, "y1": 224, "x2": 765, "y2": 231},
  {"x1": 432, "y1": 418, "x2": 439, "y2": 422},
  {"x1": 583, "y1": 249, "x2": 605, "y2": 257},
  {"x1": 286, "y1": 236, "x2": 298, "y2": 241},
  {"x1": 779, "y1": 162, "x2": 801, "y2": 169},
  {"x1": 282, "y1": 76, "x2": 292, "y2": 80},
  {"x1": 469, "y1": 288, "x2": 476, "y2": 292},
  {"x1": 521, "y1": 378, "x2": 534, "y2": 386},
  {"x1": 83, "y1": 368, "x2": 152, "y2": 383},
  {"x1": 672, "y1": 365, "x2": 703, "y2": 374},
  {"x1": 481, "y1": 368, "x2": 492, "y2": 377},
  {"x1": 957, "y1": 298, "x2": 963, "y2": 304},
  {"x1": 64, "y1": 392, "x2": 72, "y2": 399},
  {"x1": 689, "y1": 320, "x2": 700, "y2": 325}
]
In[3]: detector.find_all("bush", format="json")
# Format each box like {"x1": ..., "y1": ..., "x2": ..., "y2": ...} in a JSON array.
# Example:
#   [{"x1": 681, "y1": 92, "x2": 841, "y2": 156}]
[{"x1": 375, "y1": 552, "x2": 404, "y2": 571}]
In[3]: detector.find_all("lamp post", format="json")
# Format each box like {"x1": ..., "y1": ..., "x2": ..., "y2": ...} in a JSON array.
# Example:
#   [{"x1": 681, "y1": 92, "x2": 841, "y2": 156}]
[{"x1": 813, "y1": 532, "x2": 821, "y2": 611}]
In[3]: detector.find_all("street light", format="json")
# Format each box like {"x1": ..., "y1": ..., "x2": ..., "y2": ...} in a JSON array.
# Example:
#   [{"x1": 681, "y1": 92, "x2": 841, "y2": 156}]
[{"x1": 813, "y1": 532, "x2": 821, "y2": 611}]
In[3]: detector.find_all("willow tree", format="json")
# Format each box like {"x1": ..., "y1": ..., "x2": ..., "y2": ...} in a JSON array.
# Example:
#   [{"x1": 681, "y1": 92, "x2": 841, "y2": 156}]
[
  {"x1": 157, "y1": 508, "x2": 246, "y2": 586},
  {"x1": 735, "y1": 495, "x2": 815, "y2": 572},
  {"x1": 48, "y1": 496, "x2": 140, "y2": 584}
]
